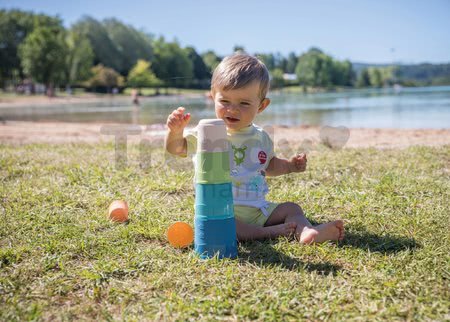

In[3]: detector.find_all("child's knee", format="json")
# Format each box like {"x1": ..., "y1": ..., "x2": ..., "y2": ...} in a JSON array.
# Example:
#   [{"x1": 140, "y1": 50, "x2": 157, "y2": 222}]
[{"x1": 281, "y1": 202, "x2": 303, "y2": 215}]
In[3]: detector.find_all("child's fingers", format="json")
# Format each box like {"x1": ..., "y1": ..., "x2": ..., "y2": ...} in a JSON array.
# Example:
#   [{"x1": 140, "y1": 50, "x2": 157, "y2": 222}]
[
  {"x1": 171, "y1": 108, "x2": 186, "y2": 121},
  {"x1": 167, "y1": 113, "x2": 182, "y2": 126},
  {"x1": 294, "y1": 155, "x2": 306, "y2": 164},
  {"x1": 184, "y1": 113, "x2": 191, "y2": 122},
  {"x1": 170, "y1": 107, "x2": 184, "y2": 117},
  {"x1": 176, "y1": 107, "x2": 186, "y2": 117},
  {"x1": 175, "y1": 107, "x2": 190, "y2": 121},
  {"x1": 167, "y1": 109, "x2": 190, "y2": 131},
  {"x1": 168, "y1": 113, "x2": 181, "y2": 123},
  {"x1": 179, "y1": 113, "x2": 191, "y2": 127},
  {"x1": 294, "y1": 156, "x2": 307, "y2": 171}
]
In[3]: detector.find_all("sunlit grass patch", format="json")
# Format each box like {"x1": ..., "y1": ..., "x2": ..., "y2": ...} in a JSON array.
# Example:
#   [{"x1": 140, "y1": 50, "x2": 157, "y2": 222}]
[{"x1": 0, "y1": 143, "x2": 449, "y2": 320}]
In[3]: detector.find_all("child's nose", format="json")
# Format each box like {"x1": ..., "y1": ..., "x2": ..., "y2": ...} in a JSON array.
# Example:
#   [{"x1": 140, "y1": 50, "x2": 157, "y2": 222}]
[{"x1": 227, "y1": 103, "x2": 240, "y2": 112}]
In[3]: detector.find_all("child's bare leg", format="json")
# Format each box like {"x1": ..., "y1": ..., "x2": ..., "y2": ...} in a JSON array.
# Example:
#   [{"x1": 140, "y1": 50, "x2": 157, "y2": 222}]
[
  {"x1": 235, "y1": 218, "x2": 297, "y2": 241},
  {"x1": 264, "y1": 202, "x2": 345, "y2": 244}
]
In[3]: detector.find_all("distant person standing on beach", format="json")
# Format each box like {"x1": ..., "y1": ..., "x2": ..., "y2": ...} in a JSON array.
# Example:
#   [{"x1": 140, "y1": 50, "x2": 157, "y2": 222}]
[
  {"x1": 131, "y1": 89, "x2": 140, "y2": 106},
  {"x1": 131, "y1": 89, "x2": 140, "y2": 124}
]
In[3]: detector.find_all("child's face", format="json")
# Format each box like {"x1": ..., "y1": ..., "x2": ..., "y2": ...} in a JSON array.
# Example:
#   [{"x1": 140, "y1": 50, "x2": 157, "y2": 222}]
[{"x1": 213, "y1": 81, "x2": 270, "y2": 131}]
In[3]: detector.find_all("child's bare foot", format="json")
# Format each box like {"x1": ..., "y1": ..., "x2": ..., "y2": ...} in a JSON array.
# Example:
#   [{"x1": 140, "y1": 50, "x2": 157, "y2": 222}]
[
  {"x1": 298, "y1": 220, "x2": 344, "y2": 244},
  {"x1": 264, "y1": 222, "x2": 297, "y2": 238}
]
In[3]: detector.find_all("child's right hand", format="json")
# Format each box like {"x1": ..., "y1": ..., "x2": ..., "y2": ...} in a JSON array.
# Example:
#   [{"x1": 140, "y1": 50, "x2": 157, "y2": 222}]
[{"x1": 167, "y1": 107, "x2": 191, "y2": 133}]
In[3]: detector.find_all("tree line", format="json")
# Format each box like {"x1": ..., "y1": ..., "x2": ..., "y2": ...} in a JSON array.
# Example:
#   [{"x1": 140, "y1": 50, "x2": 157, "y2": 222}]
[{"x1": 1, "y1": 9, "x2": 449, "y2": 96}]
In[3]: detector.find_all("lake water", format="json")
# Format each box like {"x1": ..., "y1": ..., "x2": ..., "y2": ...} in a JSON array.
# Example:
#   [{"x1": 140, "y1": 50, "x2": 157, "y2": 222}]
[{"x1": 1, "y1": 86, "x2": 450, "y2": 129}]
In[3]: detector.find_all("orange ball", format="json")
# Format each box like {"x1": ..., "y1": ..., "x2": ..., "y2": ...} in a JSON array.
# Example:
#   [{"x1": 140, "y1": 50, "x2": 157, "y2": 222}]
[
  {"x1": 167, "y1": 222, "x2": 194, "y2": 248},
  {"x1": 108, "y1": 200, "x2": 128, "y2": 222}
]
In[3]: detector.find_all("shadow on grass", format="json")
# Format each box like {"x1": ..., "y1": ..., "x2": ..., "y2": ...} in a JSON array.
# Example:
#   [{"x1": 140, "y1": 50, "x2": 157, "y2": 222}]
[
  {"x1": 236, "y1": 224, "x2": 419, "y2": 274},
  {"x1": 340, "y1": 225, "x2": 420, "y2": 253},
  {"x1": 238, "y1": 240, "x2": 341, "y2": 275},
  {"x1": 305, "y1": 219, "x2": 420, "y2": 254}
]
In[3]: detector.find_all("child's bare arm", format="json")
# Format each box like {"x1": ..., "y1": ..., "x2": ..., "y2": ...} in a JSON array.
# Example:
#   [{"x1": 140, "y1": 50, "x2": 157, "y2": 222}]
[
  {"x1": 165, "y1": 107, "x2": 191, "y2": 156},
  {"x1": 266, "y1": 153, "x2": 307, "y2": 176}
]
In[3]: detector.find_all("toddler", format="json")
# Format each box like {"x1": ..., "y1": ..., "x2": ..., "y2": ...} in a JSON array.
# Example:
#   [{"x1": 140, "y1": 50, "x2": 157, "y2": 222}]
[{"x1": 165, "y1": 54, "x2": 344, "y2": 243}]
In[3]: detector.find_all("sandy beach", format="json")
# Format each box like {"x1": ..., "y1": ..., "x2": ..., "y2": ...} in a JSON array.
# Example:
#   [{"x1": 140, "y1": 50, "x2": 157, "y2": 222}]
[{"x1": 0, "y1": 120, "x2": 449, "y2": 149}]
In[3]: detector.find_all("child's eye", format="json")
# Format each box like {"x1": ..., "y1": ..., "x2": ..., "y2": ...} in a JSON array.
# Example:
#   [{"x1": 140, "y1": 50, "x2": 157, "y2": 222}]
[
  {"x1": 241, "y1": 102, "x2": 250, "y2": 106},
  {"x1": 220, "y1": 100, "x2": 229, "y2": 104}
]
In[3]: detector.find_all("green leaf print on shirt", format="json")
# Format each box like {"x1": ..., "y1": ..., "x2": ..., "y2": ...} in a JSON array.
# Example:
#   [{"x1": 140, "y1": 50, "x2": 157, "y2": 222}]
[{"x1": 232, "y1": 144, "x2": 247, "y2": 166}]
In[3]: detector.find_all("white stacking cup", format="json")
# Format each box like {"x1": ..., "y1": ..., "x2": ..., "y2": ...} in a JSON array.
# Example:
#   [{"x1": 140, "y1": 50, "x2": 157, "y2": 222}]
[{"x1": 197, "y1": 119, "x2": 229, "y2": 153}]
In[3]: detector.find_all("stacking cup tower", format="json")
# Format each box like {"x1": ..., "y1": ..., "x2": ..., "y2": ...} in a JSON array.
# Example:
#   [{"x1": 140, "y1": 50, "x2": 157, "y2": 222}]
[{"x1": 194, "y1": 119, "x2": 238, "y2": 259}]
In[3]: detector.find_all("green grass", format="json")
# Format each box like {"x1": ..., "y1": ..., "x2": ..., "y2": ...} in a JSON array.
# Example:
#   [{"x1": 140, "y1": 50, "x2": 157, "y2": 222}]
[{"x1": 0, "y1": 143, "x2": 449, "y2": 321}]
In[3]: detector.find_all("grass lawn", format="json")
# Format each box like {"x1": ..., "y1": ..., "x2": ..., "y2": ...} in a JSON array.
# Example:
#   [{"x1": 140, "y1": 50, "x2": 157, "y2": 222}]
[{"x1": 0, "y1": 143, "x2": 449, "y2": 321}]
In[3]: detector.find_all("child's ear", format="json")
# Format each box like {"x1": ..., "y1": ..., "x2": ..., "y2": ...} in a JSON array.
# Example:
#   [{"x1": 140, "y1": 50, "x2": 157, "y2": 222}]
[{"x1": 258, "y1": 98, "x2": 271, "y2": 113}]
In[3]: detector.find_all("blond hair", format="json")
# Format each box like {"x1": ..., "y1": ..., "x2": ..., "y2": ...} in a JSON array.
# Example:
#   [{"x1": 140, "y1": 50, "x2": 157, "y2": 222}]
[{"x1": 211, "y1": 54, "x2": 270, "y2": 99}]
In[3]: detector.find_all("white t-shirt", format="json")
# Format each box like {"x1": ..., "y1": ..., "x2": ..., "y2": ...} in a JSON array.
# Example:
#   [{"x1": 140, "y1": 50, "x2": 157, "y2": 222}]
[{"x1": 185, "y1": 123, "x2": 275, "y2": 209}]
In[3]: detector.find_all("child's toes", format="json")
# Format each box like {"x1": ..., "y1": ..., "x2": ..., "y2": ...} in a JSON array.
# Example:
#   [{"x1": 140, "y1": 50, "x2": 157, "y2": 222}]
[
  {"x1": 288, "y1": 222, "x2": 297, "y2": 229},
  {"x1": 288, "y1": 222, "x2": 297, "y2": 233},
  {"x1": 335, "y1": 220, "x2": 344, "y2": 229}
]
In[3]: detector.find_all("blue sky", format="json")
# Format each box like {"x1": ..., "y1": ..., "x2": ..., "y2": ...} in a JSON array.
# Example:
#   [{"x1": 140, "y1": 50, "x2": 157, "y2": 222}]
[{"x1": 2, "y1": 0, "x2": 450, "y2": 64}]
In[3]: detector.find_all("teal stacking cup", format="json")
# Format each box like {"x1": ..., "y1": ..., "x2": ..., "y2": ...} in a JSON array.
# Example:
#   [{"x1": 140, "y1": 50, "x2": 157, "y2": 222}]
[{"x1": 195, "y1": 183, "x2": 234, "y2": 220}]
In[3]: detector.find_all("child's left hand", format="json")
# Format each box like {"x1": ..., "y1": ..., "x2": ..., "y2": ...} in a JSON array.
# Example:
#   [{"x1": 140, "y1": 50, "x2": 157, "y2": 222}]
[{"x1": 288, "y1": 153, "x2": 307, "y2": 173}]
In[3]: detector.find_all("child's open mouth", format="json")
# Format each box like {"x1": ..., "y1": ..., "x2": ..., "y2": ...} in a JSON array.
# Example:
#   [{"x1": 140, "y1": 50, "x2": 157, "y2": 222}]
[{"x1": 226, "y1": 117, "x2": 240, "y2": 123}]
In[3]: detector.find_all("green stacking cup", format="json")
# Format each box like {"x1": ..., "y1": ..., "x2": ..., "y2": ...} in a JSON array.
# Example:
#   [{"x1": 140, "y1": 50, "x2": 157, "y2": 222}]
[{"x1": 195, "y1": 151, "x2": 231, "y2": 184}]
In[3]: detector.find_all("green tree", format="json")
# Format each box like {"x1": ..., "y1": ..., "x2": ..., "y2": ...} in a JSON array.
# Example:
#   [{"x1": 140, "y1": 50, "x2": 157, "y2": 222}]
[
  {"x1": 356, "y1": 68, "x2": 371, "y2": 87},
  {"x1": 331, "y1": 60, "x2": 354, "y2": 86},
  {"x1": 379, "y1": 66, "x2": 396, "y2": 86},
  {"x1": 127, "y1": 59, "x2": 162, "y2": 88},
  {"x1": 152, "y1": 38, "x2": 193, "y2": 88},
  {"x1": 0, "y1": 9, "x2": 63, "y2": 87},
  {"x1": 65, "y1": 30, "x2": 94, "y2": 87},
  {"x1": 186, "y1": 46, "x2": 210, "y2": 87},
  {"x1": 270, "y1": 68, "x2": 285, "y2": 89},
  {"x1": 72, "y1": 16, "x2": 123, "y2": 74},
  {"x1": 233, "y1": 45, "x2": 246, "y2": 54},
  {"x1": 103, "y1": 18, "x2": 153, "y2": 75},
  {"x1": 19, "y1": 26, "x2": 67, "y2": 96},
  {"x1": 368, "y1": 67, "x2": 383, "y2": 87},
  {"x1": 202, "y1": 50, "x2": 221, "y2": 73},
  {"x1": 85, "y1": 64, "x2": 124, "y2": 92},
  {"x1": 257, "y1": 53, "x2": 275, "y2": 71},
  {"x1": 286, "y1": 52, "x2": 298, "y2": 74},
  {"x1": 295, "y1": 48, "x2": 333, "y2": 88},
  {"x1": 273, "y1": 52, "x2": 286, "y2": 71}
]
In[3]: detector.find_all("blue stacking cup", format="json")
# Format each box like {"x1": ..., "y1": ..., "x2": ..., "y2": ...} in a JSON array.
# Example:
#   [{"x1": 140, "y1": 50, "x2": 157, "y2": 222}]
[{"x1": 194, "y1": 216, "x2": 238, "y2": 259}]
